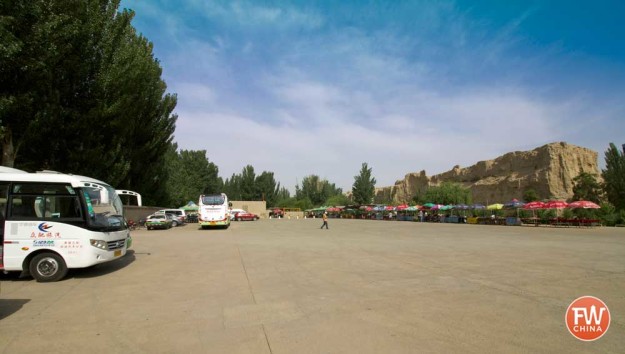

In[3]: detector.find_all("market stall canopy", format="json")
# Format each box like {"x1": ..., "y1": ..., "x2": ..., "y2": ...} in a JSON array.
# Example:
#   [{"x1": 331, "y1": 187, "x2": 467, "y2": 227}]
[
  {"x1": 471, "y1": 204, "x2": 486, "y2": 210},
  {"x1": 396, "y1": 204, "x2": 409, "y2": 211},
  {"x1": 487, "y1": 203, "x2": 504, "y2": 210},
  {"x1": 523, "y1": 201, "x2": 545, "y2": 209},
  {"x1": 504, "y1": 199, "x2": 525, "y2": 209},
  {"x1": 181, "y1": 201, "x2": 199, "y2": 211},
  {"x1": 544, "y1": 200, "x2": 568, "y2": 209},
  {"x1": 567, "y1": 200, "x2": 600, "y2": 209},
  {"x1": 453, "y1": 204, "x2": 470, "y2": 210},
  {"x1": 326, "y1": 207, "x2": 342, "y2": 212},
  {"x1": 423, "y1": 203, "x2": 436, "y2": 208}
]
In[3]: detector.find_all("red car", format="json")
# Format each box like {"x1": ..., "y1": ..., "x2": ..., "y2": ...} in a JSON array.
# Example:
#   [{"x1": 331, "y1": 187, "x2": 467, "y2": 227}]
[{"x1": 234, "y1": 211, "x2": 259, "y2": 221}]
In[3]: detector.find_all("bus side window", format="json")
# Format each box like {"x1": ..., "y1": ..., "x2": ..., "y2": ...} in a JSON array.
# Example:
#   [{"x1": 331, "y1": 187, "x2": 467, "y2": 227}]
[
  {"x1": 10, "y1": 196, "x2": 37, "y2": 218},
  {"x1": 56, "y1": 196, "x2": 82, "y2": 218}
]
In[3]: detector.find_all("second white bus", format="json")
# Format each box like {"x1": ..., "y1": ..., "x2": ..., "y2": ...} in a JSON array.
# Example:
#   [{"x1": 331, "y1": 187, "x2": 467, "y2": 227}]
[{"x1": 198, "y1": 193, "x2": 231, "y2": 229}]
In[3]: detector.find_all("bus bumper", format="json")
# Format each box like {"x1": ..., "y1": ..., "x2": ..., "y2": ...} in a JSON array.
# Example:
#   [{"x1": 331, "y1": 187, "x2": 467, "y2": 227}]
[{"x1": 199, "y1": 220, "x2": 230, "y2": 227}]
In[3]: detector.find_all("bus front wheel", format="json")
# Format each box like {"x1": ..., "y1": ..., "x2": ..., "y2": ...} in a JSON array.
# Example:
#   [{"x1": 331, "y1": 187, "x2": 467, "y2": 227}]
[{"x1": 29, "y1": 252, "x2": 68, "y2": 282}]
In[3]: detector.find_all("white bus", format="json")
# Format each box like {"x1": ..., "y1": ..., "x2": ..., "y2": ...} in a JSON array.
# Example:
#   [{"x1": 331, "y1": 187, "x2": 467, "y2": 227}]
[
  {"x1": 198, "y1": 193, "x2": 231, "y2": 229},
  {"x1": 0, "y1": 171, "x2": 131, "y2": 282}
]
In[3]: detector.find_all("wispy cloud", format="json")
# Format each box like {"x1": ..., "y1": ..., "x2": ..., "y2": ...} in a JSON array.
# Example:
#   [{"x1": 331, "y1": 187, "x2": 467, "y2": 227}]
[{"x1": 188, "y1": 0, "x2": 324, "y2": 30}]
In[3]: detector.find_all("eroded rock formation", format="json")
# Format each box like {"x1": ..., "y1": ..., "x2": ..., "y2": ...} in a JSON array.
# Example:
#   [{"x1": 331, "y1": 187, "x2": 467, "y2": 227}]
[{"x1": 375, "y1": 142, "x2": 599, "y2": 204}]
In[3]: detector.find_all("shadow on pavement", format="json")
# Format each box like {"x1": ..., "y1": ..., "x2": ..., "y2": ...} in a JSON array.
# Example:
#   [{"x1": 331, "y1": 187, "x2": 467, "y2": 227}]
[
  {"x1": 69, "y1": 250, "x2": 136, "y2": 279},
  {"x1": 0, "y1": 299, "x2": 31, "y2": 320}
]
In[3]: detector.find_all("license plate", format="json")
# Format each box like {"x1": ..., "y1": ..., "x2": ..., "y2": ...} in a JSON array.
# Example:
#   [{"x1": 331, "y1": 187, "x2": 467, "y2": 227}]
[
  {"x1": 114, "y1": 250, "x2": 121, "y2": 257},
  {"x1": 210, "y1": 221, "x2": 216, "y2": 225}
]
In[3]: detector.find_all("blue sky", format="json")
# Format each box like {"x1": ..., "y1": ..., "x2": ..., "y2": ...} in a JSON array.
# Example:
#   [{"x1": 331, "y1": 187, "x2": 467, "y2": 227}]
[{"x1": 121, "y1": 0, "x2": 625, "y2": 192}]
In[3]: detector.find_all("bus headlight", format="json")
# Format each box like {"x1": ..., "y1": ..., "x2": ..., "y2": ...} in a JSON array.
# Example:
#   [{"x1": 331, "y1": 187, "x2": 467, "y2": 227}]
[{"x1": 90, "y1": 239, "x2": 107, "y2": 250}]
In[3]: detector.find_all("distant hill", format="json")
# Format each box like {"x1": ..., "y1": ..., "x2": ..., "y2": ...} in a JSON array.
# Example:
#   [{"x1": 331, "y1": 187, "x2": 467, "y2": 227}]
[{"x1": 375, "y1": 142, "x2": 599, "y2": 204}]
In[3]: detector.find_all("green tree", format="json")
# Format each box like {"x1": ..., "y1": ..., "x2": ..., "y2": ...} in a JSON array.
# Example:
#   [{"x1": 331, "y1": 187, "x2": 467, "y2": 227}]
[
  {"x1": 223, "y1": 173, "x2": 242, "y2": 200},
  {"x1": 1, "y1": 0, "x2": 55, "y2": 167},
  {"x1": 222, "y1": 166, "x2": 281, "y2": 204},
  {"x1": 295, "y1": 175, "x2": 342, "y2": 206},
  {"x1": 239, "y1": 165, "x2": 256, "y2": 200},
  {"x1": 325, "y1": 193, "x2": 351, "y2": 207},
  {"x1": 572, "y1": 172, "x2": 602, "y2": 203},
  {"x1": 352, "y1": 162, "x2": 376, "y2": 205},
  {"x1": 274, "y1": 196, "x2": 312, "y2": 210},
  {"x1": 602, "y1": 143, "x2": 625, "y2": 210},
  {"x1": 276, "y1": 187, "x2": 291, "y2": 200},
  {"x1": 523, "y1": 188, "x2": 540, "y2": 202},
  {"x1": 255, "y1": 171, "x2": 280, "y2": 207},
  {"x1": 422, "y1": 182, "x2": 471, "y2": 205},
  {"x1": 0, "y1": 1, "x2": 177, "y2": 205},
  {"x1": 164, "y1": 144, "x2": 222, "y2": 207}
]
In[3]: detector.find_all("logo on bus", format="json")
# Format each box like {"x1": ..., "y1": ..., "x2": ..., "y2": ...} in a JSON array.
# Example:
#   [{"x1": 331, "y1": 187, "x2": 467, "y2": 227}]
[
  {"x1": 38, "y1": 223, "x2": 53, "y2": 232},
  {"x1": 565, "y1": 296, "x2": 610, "y2": 341},
  {"x1": 33, "y1": 240, "x2": 55, "y2": 247}
]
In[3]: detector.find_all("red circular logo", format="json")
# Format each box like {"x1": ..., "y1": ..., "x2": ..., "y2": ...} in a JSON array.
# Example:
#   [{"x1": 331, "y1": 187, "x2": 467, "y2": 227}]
[{"x1": 565, "y1": 296, "x2": 610, "y2": 341}]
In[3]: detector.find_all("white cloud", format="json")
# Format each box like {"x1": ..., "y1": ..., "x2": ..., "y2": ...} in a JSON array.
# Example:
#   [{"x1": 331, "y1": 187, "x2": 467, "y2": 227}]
[{"x1": 173, "y1": 75, "x2": 587, "y2": 193}]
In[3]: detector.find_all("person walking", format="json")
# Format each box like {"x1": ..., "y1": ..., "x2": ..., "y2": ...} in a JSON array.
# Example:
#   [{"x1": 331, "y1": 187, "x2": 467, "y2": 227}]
[{"x1": 320, "y1": 212, "x2": 329, "y2": 229}]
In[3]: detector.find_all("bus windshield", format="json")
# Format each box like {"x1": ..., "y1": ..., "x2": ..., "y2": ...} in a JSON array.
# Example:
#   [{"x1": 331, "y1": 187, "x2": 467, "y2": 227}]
[
  {"x1": 201, "y1": 195, "x2": 225, "y2": 205},
  {"x1": 82, "y1": 182, "x2": 124, "y2": 230}
]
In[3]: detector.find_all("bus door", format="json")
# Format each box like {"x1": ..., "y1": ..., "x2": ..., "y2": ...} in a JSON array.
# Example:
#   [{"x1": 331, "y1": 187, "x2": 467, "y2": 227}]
[{"x1": 0, "y1": 182, "x2": 9, "y2": 266}]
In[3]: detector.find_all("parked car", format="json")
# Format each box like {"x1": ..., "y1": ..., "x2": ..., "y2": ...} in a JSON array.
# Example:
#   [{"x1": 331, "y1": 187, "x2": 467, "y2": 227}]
[
  {"x1": 145, "y1": 213, "x2": 173, "y2": 230},
  {"x1": 233, "y1": 211, "x2": 260, "y2": 221},
  {"x1": 165, "y1": 213, "x2": 183, "y2": 227},
  {"x1": 229, "y1": 208, "x2": 247, "y2": 221},
  {"x1": 155, "y1": 209, "x2": 186, "y2": 225}
]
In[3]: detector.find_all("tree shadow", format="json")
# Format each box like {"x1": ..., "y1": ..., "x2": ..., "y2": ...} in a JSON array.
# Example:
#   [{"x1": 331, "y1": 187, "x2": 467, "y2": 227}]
[{"x1": 0, "y1": 299, "x2": 31, "y2": 320}]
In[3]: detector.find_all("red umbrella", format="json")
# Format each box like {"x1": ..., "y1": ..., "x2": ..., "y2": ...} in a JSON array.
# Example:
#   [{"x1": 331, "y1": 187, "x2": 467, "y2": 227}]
[
  {"x1": 523, "y1": 201, "x2": 545, "y2": 210},
  {"x1": 396, "y1": 204, "x2": 409, "y2": 211},
  {"x1": 385, "y1": 205, "x2": 396, "y2": 211},
  {"x1": 544, "y1": 200, "x2": 568, "y2": 209},
  {"x1": 567, "y1": 200, "x2": 600, "y2": 209}
]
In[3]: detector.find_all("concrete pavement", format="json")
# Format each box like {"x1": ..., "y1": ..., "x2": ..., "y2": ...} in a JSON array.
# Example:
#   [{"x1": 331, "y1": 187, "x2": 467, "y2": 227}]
[{"x1": 1, "y1": 219, "x2": 624, "y2": 353}]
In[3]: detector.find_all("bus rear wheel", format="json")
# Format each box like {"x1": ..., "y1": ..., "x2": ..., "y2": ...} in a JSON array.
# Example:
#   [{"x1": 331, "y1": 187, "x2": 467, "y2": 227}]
[{"x1": 29, "y1": 252, "x2": 68, "y2": 282}]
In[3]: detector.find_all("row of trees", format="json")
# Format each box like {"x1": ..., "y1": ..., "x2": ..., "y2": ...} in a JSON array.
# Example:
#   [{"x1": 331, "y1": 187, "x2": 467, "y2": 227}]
[
  {"x1": 161, "y1": 156, "x2": 377, "y2": 210},
  {"x1": 1, "y1": 0, "x2": 176, "y2": 206}
]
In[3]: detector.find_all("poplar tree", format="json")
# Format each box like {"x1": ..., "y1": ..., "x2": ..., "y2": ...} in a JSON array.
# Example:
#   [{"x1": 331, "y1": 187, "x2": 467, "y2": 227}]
[
  {"x1": 352, "y1": 163, "x2": 376, "y2": 205},
  {"x1": 602, "y1": 143, "x2": 625, "y2": 210}
]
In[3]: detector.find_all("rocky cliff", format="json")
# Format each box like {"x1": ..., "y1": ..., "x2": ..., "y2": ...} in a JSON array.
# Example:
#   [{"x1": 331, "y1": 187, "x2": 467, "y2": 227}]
[{"x1": 375, "y1": 142, "x2": 599, "y2": 204}]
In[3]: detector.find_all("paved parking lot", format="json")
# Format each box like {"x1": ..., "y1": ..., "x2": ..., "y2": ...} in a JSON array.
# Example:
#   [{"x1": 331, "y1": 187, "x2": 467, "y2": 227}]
[{"x1": 1, "y1": 219, "x2": 624, "y2": 353}]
